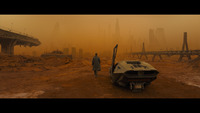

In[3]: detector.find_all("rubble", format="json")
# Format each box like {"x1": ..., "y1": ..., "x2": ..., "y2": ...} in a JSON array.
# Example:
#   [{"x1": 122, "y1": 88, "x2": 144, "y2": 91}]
[
  {"x1": 41, "y1": 50, "x2": 72, "y2": 59},
  {"x1": 0, "y1": 54, "x2": 72, "y2": 72}
]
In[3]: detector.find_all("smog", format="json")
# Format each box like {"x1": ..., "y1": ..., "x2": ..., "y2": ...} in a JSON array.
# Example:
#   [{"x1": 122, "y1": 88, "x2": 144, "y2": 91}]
[{"x1": 0, "y1": 15, "x2": 200, "y2": 98}]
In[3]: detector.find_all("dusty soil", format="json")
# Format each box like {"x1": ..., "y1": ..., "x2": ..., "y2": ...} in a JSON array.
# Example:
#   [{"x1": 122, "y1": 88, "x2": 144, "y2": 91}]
[
  {"x1": 0, "y1": 55, "x2": 200, "y2": 98},
  {"x1": 0, "y1": 54, "x2": 71, "y2": 72}
]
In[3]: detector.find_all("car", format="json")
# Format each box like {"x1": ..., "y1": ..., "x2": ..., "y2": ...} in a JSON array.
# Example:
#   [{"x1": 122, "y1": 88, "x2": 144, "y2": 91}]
[{"x1": 110, "y1": 44, "x2": 159, "y2": 92}]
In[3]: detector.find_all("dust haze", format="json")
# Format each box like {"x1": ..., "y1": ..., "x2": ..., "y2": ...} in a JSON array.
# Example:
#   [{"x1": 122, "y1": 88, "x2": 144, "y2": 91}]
[
  {"x1": 0, "y1": 15, "x2": 200, "y2": 56},
  {"x1": 2, "y1": 15, "x2": 200, "y2": 98}
]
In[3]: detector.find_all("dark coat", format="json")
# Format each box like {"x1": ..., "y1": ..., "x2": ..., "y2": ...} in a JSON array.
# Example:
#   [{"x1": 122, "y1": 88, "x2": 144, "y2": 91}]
[{"x1": 92, "y1": 55, "x2": 101, "y2": 71}]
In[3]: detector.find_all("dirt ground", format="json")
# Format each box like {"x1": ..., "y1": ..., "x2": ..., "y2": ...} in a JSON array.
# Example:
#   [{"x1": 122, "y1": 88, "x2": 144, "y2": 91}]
[{"x1": 1, "y1": 55, "x2": 200, "y2": 98}]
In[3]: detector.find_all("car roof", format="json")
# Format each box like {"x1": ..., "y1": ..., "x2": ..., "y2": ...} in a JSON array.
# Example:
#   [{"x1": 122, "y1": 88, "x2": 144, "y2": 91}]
[{"x1": 114, "y1": 60, "x2": 157, "y2": 73}]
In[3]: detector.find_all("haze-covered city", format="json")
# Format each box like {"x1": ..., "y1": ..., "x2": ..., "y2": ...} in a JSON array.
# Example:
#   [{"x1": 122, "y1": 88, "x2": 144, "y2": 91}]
[
  {"x1": 1, "y1": 15, "x2": 200, "y2": 98},
  {"x1": 1, "y1": 15, "x2": 200, "y2": 56}
]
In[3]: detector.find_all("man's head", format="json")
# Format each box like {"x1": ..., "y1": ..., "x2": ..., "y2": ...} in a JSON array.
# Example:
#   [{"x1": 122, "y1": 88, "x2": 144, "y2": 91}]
[{"x1": 95, "y1": 53, "x2": 97, "y2": 56}]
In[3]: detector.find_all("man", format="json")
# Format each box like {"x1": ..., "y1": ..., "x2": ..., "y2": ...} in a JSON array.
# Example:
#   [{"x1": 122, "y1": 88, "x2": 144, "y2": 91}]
[{"x1": 92, "y1": 53, "x2": 101, "y2": 77}]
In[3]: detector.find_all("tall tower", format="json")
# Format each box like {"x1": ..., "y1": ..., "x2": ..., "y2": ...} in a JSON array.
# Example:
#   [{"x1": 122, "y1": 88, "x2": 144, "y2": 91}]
[{"x1": 178, "y1": 32, "x2": 191, "y2": 61}]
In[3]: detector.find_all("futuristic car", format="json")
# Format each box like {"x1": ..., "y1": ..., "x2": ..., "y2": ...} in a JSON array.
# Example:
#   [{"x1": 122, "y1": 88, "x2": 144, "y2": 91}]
[{"x1": 110, "y1": 44, "x2": 159, "y2": 92}]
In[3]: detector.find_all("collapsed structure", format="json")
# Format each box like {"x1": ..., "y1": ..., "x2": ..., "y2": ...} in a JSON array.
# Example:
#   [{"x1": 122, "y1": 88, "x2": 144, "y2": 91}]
[{"x1": 0, "y1": 28, "x2": 41, "y2": 55}]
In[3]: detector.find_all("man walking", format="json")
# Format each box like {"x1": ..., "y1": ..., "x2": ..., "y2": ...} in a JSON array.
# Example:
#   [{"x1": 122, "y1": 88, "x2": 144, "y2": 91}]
[{"x1": 92, "y1": 53, "x2": 101, "y2": 77}]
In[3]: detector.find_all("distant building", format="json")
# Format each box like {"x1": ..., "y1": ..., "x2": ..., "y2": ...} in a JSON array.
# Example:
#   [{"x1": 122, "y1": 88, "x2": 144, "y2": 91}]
[{"x1": 72, "y1": 47, "x2": 76, "y2": 58}]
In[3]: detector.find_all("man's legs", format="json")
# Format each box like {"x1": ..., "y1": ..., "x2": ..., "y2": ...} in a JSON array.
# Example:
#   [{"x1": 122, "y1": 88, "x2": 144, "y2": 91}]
[{"x1": 94, "y1": 70, "x2": 97, "y2": 77}]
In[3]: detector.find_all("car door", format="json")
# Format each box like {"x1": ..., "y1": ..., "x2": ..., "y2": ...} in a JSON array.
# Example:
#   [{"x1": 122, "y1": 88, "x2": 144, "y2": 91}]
[{"x1": 111, "y1": 44, "x2": 118, "y2": 74}]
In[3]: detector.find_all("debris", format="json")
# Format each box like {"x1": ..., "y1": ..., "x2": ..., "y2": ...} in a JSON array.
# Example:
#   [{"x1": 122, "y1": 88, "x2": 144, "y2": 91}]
[{"x1": 0, "y1": 54, "x2": 71, "y2": 72}]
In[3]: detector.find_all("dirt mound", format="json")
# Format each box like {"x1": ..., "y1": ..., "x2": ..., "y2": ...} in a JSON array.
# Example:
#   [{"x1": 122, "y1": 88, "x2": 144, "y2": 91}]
[{"x1": 0, "y1": 55, "x2": 72, "y2": 72}]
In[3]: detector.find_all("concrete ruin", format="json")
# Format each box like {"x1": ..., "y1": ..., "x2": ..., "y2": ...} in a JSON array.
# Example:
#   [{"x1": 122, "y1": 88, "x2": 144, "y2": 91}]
[{"x1": 0, "y1": 28, "x2": 41, "y2": 55}]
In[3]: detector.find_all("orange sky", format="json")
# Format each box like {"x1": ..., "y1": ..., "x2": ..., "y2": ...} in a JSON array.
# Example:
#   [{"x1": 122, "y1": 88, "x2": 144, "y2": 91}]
[{"x1": 0, "y1": 15, "x2": 200, "y2": 56}]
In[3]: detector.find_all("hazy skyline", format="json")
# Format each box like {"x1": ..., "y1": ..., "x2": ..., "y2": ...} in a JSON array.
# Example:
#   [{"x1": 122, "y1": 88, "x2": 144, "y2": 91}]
[{"x1": 0, "y1": 15, "x2": 200, "y2": 56}]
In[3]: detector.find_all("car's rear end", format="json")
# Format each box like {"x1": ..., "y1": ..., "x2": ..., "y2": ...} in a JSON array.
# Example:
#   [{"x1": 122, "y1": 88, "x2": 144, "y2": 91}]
[{"x1": 114, "y1": 60, "x2": 159, "y2": 92}]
